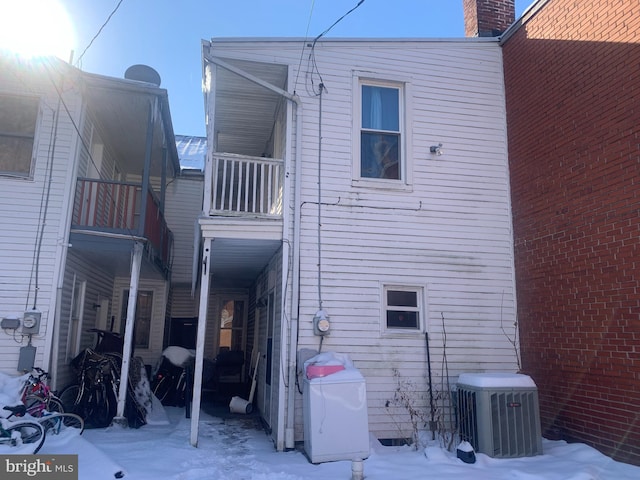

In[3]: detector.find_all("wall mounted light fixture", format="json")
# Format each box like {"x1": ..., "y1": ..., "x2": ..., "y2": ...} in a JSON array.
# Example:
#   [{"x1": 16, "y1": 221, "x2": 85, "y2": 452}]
[{"x1": 430, "y1": 143, "x2": 444, "y2": 156}]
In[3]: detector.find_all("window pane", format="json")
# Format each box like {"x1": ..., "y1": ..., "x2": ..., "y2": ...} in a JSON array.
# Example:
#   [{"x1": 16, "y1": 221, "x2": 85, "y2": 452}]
[
  {"x1": 387, "y1": 290, "x2": 417, "y2": 307},
  {"x1": 0, "y1": 137, "x2": 34, "y2": 174},
  {"x1": 219, "y1": 300, "x2": 244, "y2": 351},
  {"x1": 220, "y1": 300, "x2": 234, "y2": 328},
  {"x1": 387, "y1": 310, "x2": 418, "y2": 329},
  {"x1": 121, "y1": 290, "x2": 153, "y2": 348},
  {"x1": 0, "y1": 95, "x2": 38, "y2": 134},
  {"x1": 134, "y1": 291, "x2": 153, "y2": 348},
  {"x1": 362, "y1": 85, "x2": 399, "y2": 131},
  {"x1": 232, "y1": 301, "x2": 244, "y2": 328},
  {"x1": 0, "y1": 95, "x2": 38, "y2": 176},
  {"x1": 361, "y1": 132, "x2": 400, "y2": 179}
]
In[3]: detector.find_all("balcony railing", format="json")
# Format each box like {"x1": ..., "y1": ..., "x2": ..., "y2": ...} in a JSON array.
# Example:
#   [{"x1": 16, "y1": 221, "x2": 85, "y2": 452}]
[
  {"x1": 207, "y1": 153, "x2": 284, "y2": 217},
  {"x1": 72, "y1": 178, "x2": 172, "y2": 269}
]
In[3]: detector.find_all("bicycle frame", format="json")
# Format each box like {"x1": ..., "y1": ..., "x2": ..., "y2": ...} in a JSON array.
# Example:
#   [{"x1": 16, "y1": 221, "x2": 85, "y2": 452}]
[
  {"x1": 20, "y1": 368, "x2": 59, "y2": 417},
  {"x1": 0, "y1": 407, "x2": 46, "y2": 454}
]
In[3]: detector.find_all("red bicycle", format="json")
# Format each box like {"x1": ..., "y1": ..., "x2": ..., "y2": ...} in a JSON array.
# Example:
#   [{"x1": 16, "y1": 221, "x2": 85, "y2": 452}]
[{"x1": 20, "y1": 367, "x2": 64, "y2": 416}]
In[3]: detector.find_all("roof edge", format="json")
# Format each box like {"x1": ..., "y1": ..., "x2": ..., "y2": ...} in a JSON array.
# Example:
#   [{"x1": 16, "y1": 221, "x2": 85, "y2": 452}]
[
  {"x1": 500, "y1": 0, "x2": 551, "y2": 45},
  {"x1": 207, "y1": 36, "x2": 501, "y2": 44}
]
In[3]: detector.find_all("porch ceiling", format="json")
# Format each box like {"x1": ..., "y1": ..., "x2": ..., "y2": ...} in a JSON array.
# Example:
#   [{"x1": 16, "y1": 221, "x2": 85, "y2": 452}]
[
  {"x1": 68, "y1": 232, "x2": 167, "y2": 280},
  {"x1": 213, "y1": 58, "x2": 288, "y2": 157},
  {"x1": 81, "y1": 74, "x2": 179, "y2": 177},
  {"x1": 210, "y1": 238, "x2": 281, "y2": 289}
]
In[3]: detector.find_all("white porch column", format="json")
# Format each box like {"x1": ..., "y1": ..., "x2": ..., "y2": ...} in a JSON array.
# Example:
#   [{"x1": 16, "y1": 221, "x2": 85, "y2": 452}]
[
  {"x1": 113, "y1": 241, "x2": 144, "y2": 425},
  {"x1": 190, "y1": 237, "x2": 212, "y2": 447}
]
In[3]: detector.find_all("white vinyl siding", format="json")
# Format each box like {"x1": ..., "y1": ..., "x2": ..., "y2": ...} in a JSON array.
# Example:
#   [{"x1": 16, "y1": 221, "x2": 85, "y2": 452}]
[
  {"x1": 208, "y1": 38, "x2": 517, "y2": 443},
  {"x1": 54, "y1": 250, "x2": 115, "y2": 390},
  {"x1": 164, "y1": 175, "x2": 204, "y2": 285},
  {"x1": 0, "y1": 66, "x2": 81, "y2": 375}
]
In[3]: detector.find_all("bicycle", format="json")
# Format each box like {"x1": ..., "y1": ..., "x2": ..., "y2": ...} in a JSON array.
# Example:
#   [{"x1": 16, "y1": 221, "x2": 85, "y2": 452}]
[
  {"x1": 21, "y1": 367, "x2": 64, "y2": 416},
  {"x1": 60, "y1": 349, "x2": 118, "y2": 428},
  {"x1": 0, "y1": 405, "x2": 46, "y2": 454},
  {"x1": 37, "y1": 412, "x2": 85, "y2": 436}
]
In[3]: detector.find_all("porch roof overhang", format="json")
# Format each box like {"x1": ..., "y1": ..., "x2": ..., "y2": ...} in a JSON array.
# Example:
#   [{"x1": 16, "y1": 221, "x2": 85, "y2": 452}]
[
  {"x1": 67, "y1": 231, "x2": 168, "y2": 280},
  {"x1": 80, "y1": 71, "x2": 181, "y2": 177},
  {"x1": 202, "y1": 51, "x2": 289, "y2": 157},
  {"x1": 199, "y1": 217, "x2": 283, "y2": 288}
]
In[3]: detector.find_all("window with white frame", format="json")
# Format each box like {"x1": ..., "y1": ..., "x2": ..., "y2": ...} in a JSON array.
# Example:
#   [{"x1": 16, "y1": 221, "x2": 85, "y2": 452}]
[
  {"x1": 383, "y1": 285, "x2": 424, "y2": 332},
  {"x1": 0, "y1": 94, "x2": 39, "y2": 178},
  {"x1": 358, "y1": 80, "x2": 403, "y2": 181}
]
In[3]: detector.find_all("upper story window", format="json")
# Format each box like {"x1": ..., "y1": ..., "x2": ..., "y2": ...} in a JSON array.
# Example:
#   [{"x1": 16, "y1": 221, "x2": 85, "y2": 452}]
[
  {"x1": 358, "y1": 80, "x2": 404, "y2": 181},
  {"x1": 0, "y1": 94, "x2": 39, "y2": 178}
]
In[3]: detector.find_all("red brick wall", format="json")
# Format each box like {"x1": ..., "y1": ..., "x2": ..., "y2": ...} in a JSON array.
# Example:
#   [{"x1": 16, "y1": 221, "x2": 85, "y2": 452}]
[
  {"x1": 502, "y1": 0, "x2": 640, "y2": 466},
  {"x1": 464, "y1": 0, "x2": 515, "y2": 37}
]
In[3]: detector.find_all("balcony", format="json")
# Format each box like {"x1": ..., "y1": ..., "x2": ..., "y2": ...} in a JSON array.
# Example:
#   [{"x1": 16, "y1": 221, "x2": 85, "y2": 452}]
[
  {"x1": 206, "y1": 153, "x2": 284, "y2": 218},
  {"x1": 71, "y1": 178, "x2": 173, "y2": 275}
]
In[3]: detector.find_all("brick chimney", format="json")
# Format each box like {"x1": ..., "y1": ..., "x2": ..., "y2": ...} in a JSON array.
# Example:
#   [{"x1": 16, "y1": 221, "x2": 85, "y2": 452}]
[{"x1": 463, "y1": 0, "x2": 515, "y2": 37}]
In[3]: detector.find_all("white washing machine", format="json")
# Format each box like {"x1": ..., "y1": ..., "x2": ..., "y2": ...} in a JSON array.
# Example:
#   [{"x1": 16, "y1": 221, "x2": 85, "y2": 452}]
[{"x1": 303, "y1": 369, "x2": 370, "y2": 463}]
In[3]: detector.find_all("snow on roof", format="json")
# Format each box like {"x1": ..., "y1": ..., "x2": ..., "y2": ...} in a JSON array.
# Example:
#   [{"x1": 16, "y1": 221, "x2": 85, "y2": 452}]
[
  {"x1": 176, "y1": 134, "x2": 206, "y2": 171},
  {"x1": 457, "y1": 372, "x2": 537, "y2": 389}
]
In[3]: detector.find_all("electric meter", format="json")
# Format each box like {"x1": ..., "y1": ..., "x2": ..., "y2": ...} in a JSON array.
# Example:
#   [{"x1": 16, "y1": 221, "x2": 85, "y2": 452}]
[
  {"x1": 22, "y1": 310, "x2": 41, "y2": 335},
  {"x1": 313, "y1": 310, "x2": 330, "y2": 336}
]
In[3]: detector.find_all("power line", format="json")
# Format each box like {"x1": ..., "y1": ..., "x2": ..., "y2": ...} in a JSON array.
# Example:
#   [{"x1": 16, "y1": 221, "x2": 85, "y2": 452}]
[
  {"x1": 311, "y1": 0, "x2": 365, "y2": 45},
  {"x1": 294, "y1": 0, "x2": 317, "y2": 94},
  {"x1": 307, "y1": 0, "x2": 366, "y2": 95},
  {"x1": 75, "y1": 0, "x2": 126, "y2": 67}
]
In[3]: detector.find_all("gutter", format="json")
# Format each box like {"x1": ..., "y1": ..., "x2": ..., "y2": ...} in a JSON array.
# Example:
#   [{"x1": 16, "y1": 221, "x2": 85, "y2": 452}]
[{"x1": 202, "y1": 49, "x2": 303, "y2": 450}]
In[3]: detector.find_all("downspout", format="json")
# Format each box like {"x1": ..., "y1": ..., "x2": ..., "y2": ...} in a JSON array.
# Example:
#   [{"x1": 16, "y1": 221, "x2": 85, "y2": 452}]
[
  {"x1": 285, "y1": 95, "x2": 302, "y2": 450},
  {"x1": 203, "y1": 53, "x2": 303, "y2": 450}
]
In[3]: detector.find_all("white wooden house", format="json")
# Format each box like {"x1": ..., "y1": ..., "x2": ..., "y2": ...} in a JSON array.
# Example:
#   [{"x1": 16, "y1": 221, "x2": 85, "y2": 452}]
[
  {"x1": 192, "y1": 37, "x2": 520, "y2": 450},
  {"x1": 0, "y1": 54, "x2": 181, "y2": 395}
]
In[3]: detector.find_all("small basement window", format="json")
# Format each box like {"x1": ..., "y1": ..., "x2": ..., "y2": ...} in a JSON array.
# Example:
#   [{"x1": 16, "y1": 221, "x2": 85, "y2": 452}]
[{"x1": 383, "y1": 285, "x2": 424, "y2": 332}]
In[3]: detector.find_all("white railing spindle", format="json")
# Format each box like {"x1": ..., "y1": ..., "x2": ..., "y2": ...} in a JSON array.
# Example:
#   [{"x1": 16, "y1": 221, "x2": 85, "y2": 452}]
[{"x1": 209, "y1": 153, "x2": 283, "y2": 217}]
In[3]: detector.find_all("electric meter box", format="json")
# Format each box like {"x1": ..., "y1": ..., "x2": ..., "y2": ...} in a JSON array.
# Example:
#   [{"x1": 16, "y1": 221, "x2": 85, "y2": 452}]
[
  {"x1": 1, "y1": 317, "x2": 20, "y2": 329},
  {"x1": 22, "y1": 310, "x2": 41, "y2": 335}
]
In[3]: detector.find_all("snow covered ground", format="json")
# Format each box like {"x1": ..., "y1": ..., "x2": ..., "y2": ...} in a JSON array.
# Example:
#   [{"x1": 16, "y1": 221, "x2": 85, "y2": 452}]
[{"x1": 37, "y1": 405, "x2": 640, "y2": 480}]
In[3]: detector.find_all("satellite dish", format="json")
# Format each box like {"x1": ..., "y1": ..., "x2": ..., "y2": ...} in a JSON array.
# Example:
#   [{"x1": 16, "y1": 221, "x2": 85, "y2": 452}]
[{"x1": 124, "y1": 64, "x2": 161, "y2": 86}]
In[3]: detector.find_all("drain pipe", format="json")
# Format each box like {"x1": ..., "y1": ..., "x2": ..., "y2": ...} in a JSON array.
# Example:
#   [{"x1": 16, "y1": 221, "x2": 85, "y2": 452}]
[
  {"x1": 202, "y1": 52, "x2": 303, "y2": 450},
  {"x1": 285, "y1": 95, "x2": 303, "y2": 450}
]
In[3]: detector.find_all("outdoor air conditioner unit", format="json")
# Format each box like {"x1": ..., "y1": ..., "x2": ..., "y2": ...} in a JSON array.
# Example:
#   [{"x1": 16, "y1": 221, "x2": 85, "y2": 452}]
[{"x1": 456, "y1": 373, "x2": 543, "y2": 458}]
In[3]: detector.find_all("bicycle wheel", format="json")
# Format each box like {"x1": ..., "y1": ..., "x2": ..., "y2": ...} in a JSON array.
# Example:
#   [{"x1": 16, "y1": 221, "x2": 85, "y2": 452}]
[
  {"x1": 152, "y1": 375, "x2": 172, "y2": 402},
  {"x1": 39, "y1": 413, "x2": 85, "y2": 435},
  {"x1": 6, "y1": 421, "x2": 46, "y2": 454},
  {"x1": 85, "y1": 386, "x2": 114, "y2": 428},
  {"x1": 47, "y1": 397, "x2": 64, "y2": 414},
  {"x1": 57, "y1": 384, "x2": 80, "y2": 413}
]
